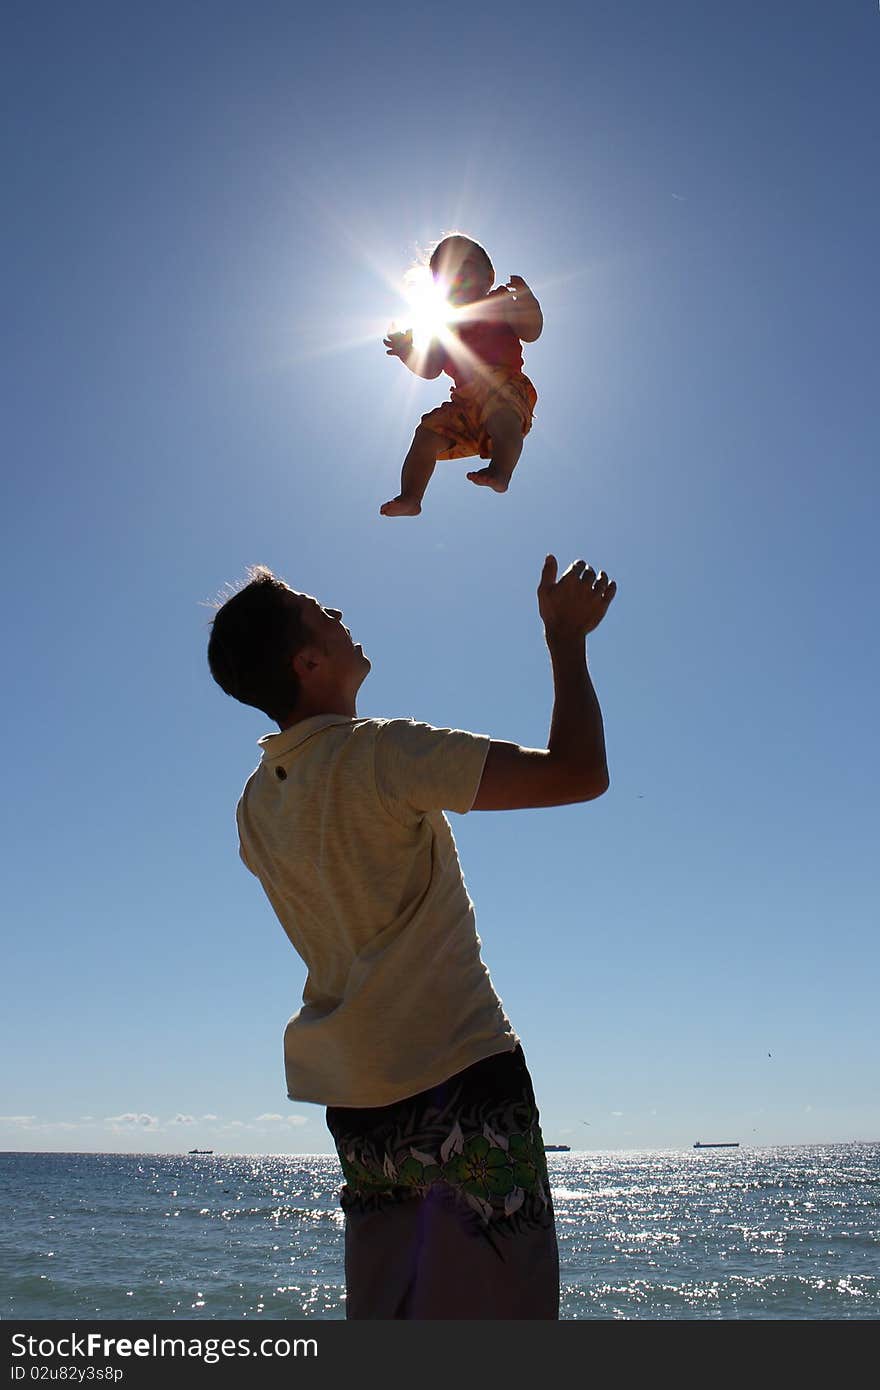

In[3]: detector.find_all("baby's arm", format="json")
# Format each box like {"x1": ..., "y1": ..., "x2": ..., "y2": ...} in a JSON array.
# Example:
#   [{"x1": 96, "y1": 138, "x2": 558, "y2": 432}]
[
  {"x1": 502, "y1": 275, "x2": 543, "y2": 342},
  {"x1": 384, "y1": 330, "x2": 445, "y2": 380}
]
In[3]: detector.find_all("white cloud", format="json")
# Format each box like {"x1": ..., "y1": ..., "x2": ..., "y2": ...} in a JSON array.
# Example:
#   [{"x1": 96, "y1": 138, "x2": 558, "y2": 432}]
[
  {"x1": 105, "y1": 1113, "x2": 159, "y2": 1129},
  {"x1": 215, "y1": 1114, "x2": 309, "y2": 1132},
  {"x1": 0, "y1": 1115, "x2": 104, "y2": 1134},
  {"x1": 1, "y1": 1109, "x2": 308, "y2": 1137}
]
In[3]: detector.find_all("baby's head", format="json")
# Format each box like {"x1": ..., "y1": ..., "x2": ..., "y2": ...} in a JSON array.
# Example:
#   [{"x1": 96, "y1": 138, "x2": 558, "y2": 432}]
[{"x1": 429, "y1": 234, "x2": 494, "y2": 306}]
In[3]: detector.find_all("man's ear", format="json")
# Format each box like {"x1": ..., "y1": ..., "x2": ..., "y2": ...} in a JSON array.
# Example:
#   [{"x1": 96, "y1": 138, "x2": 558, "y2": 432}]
[{"x1": 293, "y1": 645, "x2": 322, "y2": 679}]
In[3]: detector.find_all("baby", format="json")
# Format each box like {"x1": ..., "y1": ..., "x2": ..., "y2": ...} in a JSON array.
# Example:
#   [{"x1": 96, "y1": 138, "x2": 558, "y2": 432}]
[{"x1": 380, "y1": 235, "x2": 543, "y2": 516}]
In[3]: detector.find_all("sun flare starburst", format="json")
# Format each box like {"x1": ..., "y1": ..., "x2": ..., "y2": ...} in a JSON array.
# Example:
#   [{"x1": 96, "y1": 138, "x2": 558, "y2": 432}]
[{"x1": 398, "y1": 267, "x2": 458, "y2": 349}]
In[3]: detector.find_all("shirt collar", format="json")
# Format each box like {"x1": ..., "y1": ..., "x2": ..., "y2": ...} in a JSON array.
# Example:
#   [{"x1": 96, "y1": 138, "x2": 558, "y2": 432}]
[{"x1": 257, "y1": 713, "x2": 357, "y2": 763}]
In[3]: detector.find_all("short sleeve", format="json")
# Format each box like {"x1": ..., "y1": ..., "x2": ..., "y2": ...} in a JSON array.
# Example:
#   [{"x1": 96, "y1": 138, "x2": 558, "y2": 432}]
[
  {"x1": 374, "y1": 720, "x2": 490, "y2": 823},
  {"x1": 236, "y1": 794, "x2": 256, "y2": 875}
]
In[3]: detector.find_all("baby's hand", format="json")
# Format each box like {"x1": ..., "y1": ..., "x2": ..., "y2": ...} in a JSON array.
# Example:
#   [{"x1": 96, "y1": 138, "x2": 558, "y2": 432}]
[
  {"x1": 501, "y1": 275, "x2": 543, "y2": 341},
  {"x1": 505, "y1": 275, "x2": 534, "y2": 299},
  {"x1": 384, "y1": 329, "x2": 413, "y2": 359}
]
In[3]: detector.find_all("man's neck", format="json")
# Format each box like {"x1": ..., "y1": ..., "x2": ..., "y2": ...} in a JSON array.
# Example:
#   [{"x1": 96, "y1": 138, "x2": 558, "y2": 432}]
[{"x1": 278, "y1": 695, "x2": 358, "y2": 731}]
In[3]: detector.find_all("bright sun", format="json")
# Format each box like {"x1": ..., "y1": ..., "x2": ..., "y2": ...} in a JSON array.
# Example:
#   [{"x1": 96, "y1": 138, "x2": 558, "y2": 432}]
[{"x1": 400, "y1": 268, "x2": 457, "y2": 349}]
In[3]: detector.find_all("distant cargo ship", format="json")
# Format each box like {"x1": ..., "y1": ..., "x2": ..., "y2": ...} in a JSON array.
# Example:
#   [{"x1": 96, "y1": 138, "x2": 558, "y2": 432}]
[
  {"x1": 693, "y1": 1141, "x2": 739, "y2": 1149},
  {"x1": 544, "y1": 1144, "x2": 571, "y2": 1152},
  {"x1": 187, "y1": 1148, "x2": 214, "y2": 1154}
]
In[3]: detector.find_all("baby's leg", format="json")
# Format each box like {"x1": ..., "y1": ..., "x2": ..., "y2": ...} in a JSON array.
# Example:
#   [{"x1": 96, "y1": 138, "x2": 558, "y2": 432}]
[
  {"x1": 466, "y1": 407, "x2": 524, "y2": 493},
  {"x1": 380, "y1": 424, "x2": 446, "y2": 517}
]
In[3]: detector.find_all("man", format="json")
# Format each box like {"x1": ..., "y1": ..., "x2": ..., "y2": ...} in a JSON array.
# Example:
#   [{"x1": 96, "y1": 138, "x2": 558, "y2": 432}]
[{"x1": 208, "y1": 554, "x2": 616, "y2": 1318}]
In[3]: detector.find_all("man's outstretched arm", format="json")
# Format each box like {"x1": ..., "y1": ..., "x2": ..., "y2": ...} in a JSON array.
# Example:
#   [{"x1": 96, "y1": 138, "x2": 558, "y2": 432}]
[{"x1": 471, "y1": 555, "x2": 616, "y2": 811}]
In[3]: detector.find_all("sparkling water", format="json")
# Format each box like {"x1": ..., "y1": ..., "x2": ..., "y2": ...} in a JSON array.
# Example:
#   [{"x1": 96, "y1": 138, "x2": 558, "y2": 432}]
[{"x1": 2, "y1": 1144, "x2": 877, "y2": 1320}]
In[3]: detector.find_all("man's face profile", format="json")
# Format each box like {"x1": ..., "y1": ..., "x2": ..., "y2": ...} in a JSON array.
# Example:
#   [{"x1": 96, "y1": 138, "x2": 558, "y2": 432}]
[{"x1": 290, "y1": 591, "x2": 371, "y2": 700}]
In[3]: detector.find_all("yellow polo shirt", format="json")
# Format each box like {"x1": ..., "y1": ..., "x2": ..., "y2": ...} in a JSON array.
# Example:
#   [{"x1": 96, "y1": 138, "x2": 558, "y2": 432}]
[{"x1": 236, "y1": 715, "x2": 518, "y2": 1107}]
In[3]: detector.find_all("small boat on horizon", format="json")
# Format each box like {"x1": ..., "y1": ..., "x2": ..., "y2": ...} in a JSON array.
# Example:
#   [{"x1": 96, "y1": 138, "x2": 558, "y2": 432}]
[
  {"x1": 187, "y1": 1148, "x2": 214, "y2": 1154},
  {"x1": 544, "y1": 1144, "x2": 571, "y2": 1152},
  {"x1": 693, "y1": 1141, "x2": 739, "y2": 1149}
]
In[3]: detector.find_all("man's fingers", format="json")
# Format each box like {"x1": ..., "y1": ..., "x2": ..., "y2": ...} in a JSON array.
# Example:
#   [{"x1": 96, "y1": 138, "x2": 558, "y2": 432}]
[
  {"x1": 543, "y1": 556, "x2": 616, "y2": 605},
  {"x1": 561, "y1": 559, "x2": 587, "y2": 581},
  {"x1": 588, "y1": 571, "x2": 617, "y2": 602},
  {"x1": 538, "y1": 554, "x2": 558, "y2": 591}
]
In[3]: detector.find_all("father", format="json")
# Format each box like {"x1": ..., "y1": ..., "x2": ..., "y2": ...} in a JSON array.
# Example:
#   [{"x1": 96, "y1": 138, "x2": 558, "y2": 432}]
[{"x1": 208, "y1": 554, "x2": 616, "y2": 1318}]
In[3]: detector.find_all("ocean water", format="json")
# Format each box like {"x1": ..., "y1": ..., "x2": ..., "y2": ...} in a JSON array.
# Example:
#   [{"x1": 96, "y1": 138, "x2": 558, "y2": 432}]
[{"x1": 2, "y1": 1145, "x2": 878, "y2": 1320}]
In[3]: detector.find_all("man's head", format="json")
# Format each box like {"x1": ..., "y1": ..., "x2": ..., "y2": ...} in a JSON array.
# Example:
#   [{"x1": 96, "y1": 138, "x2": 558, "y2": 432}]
[{"x1": 208, "y1": 566, "x2": 370, "y2": 726}]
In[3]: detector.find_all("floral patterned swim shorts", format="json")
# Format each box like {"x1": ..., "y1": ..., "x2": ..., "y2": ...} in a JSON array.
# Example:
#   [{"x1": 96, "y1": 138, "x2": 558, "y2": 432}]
[
  {"x1": 325, "y1": 1046, "x2": 559, "y2": 1318},
  {"x1": 420, "y1": 369, "x2": 538, "y2": 461}
]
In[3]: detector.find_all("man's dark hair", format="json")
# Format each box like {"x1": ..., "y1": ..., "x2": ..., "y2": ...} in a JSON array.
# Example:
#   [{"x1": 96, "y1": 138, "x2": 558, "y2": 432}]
[{"x1": 208, "y1": 566, "x2": 310, "y2": 722}]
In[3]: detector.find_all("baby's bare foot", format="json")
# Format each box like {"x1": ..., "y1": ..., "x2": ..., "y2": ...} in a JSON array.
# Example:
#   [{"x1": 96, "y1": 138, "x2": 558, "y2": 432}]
[
  {"x1": 380, "y1": 495, "x2": 422, "y2": 517},
  {"x1": 466, "y1": 467, "x2": 510, "y2": 493}
]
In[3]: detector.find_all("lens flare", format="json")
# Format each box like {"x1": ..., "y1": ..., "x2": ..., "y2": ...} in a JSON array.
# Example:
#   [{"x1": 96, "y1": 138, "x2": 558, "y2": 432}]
[{"x1": 400, "y1": 268, "x2": 457, "y2": 349}]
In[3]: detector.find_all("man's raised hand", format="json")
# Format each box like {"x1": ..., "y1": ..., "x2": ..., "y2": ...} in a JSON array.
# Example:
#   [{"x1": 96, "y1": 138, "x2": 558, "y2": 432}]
[{"x1": 538, "y1": 555, "x2": 617, "y2": 642}]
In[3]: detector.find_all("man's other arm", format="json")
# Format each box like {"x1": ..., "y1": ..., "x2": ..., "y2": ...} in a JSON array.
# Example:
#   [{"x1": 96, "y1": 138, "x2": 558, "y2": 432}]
[{"x1": 471, "y1": 556, "x2": 616, "y2": 811}]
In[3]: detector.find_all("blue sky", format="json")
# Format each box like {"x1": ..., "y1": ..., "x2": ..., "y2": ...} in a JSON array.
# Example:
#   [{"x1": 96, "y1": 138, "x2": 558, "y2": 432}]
[{"x1": 2, "y1": 0, "x2": 878, "y2": 1154}]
